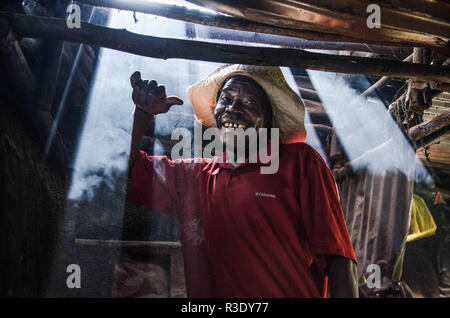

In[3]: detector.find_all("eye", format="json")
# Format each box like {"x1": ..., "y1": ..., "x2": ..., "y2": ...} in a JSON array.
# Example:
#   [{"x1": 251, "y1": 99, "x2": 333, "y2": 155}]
[
  {"x1": 244, "y1": 98, "x2": 256, "y2": 105},
  {"x1": 219, "y1": 95, "x2": 232, "y2": 103}
]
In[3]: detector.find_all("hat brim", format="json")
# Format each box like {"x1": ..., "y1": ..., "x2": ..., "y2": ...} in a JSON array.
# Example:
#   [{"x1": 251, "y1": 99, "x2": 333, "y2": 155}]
[{"x1": 186, "y1": 64, "x2": 307, "y2": 143}]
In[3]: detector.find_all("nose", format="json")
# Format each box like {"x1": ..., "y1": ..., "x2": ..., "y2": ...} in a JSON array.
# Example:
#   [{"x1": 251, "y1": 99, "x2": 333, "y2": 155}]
[{"x1": 225, "y1": 100, "x2": 244, "y2": 114}]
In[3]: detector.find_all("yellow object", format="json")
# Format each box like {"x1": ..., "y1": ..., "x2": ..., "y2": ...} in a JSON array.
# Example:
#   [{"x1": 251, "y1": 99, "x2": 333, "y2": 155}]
[{"x1": 407, "y1": 194, "x2": 437, "y2": 242}]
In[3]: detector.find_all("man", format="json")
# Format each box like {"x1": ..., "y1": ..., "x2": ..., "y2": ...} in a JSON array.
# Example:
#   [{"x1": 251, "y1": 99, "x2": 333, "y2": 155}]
[{"x1": 128, "y1": 64, "x2": 358, "y2": 298}]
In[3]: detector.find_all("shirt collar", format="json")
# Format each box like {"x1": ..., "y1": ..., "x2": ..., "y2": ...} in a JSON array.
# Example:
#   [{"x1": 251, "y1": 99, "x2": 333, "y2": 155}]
[{"x1": 215, "y1": 143, "x2": 274, "y2": 171}]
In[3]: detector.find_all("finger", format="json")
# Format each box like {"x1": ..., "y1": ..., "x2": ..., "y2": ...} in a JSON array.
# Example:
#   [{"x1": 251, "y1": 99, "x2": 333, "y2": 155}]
[
  {"x1": 133, "y1": 79, "x2": 146, "y2": 98},
  {"x1": 166, "y1": 96, "x2": 184, "y2": 106},
  {"x1": 138, "y1": 80, "x2": 150, "y2": 105},
  {"x1": 151, "y1": 85, "x2": 167, "y2": 101},
  {"x1": 146, "y1": 86, "x2": 165, "y2": 106},
  {"x1": 130, "y1": 71, "x2": 142, "y2": 88},
  {"x1": 142, "y1": 80, "x2": 157, "y2": 96},
  {"x1": 147, "y1": 80, "x2": 157, "y2": 91},
  {"x1": 132, "y1": 78, "x2": 145, "y2": 101},
  {"x1": 132, "y1": 86, "x2": 142, "y2": 104}
]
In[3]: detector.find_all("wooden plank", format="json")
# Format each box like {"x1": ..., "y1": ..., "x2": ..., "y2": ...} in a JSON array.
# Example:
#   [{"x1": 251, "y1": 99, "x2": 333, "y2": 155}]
[
  {"x1": 76, "y1": 0, "x2": 409, "y2": 55},
  {"x1": 408, "y1": 111, "x2": 450, "y2": 140},
  {"x1": 294, "y1": 0, "x2": 450, "y2": 38},
  {"x1": 3, "y1": 13, "x2": 449, "y2": 81},
  {"x1": 76, "y1": 0, "x2": 360, "y2": 44},
  {"x1": 199, "y1": 28, "x2": 412, "y2": 55},
  {"x1": 372, "y1": 0, "x2": 450, "y2": 23},
  {"x1": 75, "y1": 239, "x2": 182, "y2": 255},
  {"x1": 430, "y1": 99, "x2": 450, "y2": 108},
  {"x1": 416, "y1": 125, "x2": 450, "y2": 149},
  {"x1": 190, "y1": 0, "x2": 450, "y2": 51},
  {"x1": 298, "y1": 87, "x2": 320, "y2": 102},
  {"x1": 294, "y1": 75, "x2": 315, "y2": 90}
]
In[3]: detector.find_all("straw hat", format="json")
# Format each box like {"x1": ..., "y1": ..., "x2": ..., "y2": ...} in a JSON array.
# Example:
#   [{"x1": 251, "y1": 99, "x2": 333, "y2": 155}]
[{"x1": 186, "y1": 64, "x2": 307, "y2": 143}]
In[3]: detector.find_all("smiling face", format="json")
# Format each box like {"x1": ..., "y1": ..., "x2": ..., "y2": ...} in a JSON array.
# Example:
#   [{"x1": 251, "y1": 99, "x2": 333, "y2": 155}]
[
  {"x1": 214, "y1": 76, "x2": 273, "y2": 160},
  {"x1": 214, "y1": 76, "x2": 272, "y2": 131}
]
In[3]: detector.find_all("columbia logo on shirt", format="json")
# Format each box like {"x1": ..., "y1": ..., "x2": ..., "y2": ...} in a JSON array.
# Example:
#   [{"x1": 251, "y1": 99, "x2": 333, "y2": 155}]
[{"x1": 255, "y1": 192, "x2": 276, "y2": 199}]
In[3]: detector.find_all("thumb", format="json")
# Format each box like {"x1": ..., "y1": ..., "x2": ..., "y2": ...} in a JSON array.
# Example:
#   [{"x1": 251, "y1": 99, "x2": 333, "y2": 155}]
[{"x1": 166, "y1": 96, "x2": 184, "y2": 106}]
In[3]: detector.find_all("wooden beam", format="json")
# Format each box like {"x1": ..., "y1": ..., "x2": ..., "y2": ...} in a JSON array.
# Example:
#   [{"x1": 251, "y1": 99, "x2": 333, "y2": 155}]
[
  {"x1": 194, "y1": 28, "x2": 412, "y2": 55},
  {"x1": 357, "y1": 54, "x2": 413, "y2": 98},
  {"x1": 76, "y1": 0, "x2": 412, "y2": 54},
  {"x1": 76, "y1": 0, "x2": 359, "y2": 43},
  {"x1": 75, "y1": 239, "x2": 182, "y2": 255},
  {"x1": 189, "y1": 0, "x2": 450, "y2": 52},
  {"x1": 430, "y1": 82, "x2": 450, "y2": 92},
  {"x1": 379, "y1": 0, "x2": 450, "y2": 22},
  {"x1": 294, "y1": 0, "x2": 450, "y2": 38},
  {"x1": 3, "y1": 13, "x2": 450, "y2": 82},
  {"x1": 409, "y1": 111, "x2": 450, "y2": 141}
]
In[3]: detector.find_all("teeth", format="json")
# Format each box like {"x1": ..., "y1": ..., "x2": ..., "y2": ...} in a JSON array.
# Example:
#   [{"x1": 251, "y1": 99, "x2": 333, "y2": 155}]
[{"x1": 222, "y1": 122, "x2": 247, "y2": 129}]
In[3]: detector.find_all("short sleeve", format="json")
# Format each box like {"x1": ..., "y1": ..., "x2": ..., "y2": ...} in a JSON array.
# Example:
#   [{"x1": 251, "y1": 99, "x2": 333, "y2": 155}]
[
  {"x1": 298, "y1": 145, "x2": 357, "y2": 274},
  {"x1": 128, "y1": 150, "x2": 182, "y2": 218}
]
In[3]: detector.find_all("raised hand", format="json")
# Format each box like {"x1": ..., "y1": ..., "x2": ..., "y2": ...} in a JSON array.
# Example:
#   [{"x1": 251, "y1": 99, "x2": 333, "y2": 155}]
[{"x1": 130, "y1": 71, "x2": 183, "y2": 116}]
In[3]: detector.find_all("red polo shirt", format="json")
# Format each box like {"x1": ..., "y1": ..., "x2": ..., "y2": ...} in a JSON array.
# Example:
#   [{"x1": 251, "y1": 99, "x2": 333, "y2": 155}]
[{"x1": 129, "y1": 142, "x2": 356, "y2": 297}]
